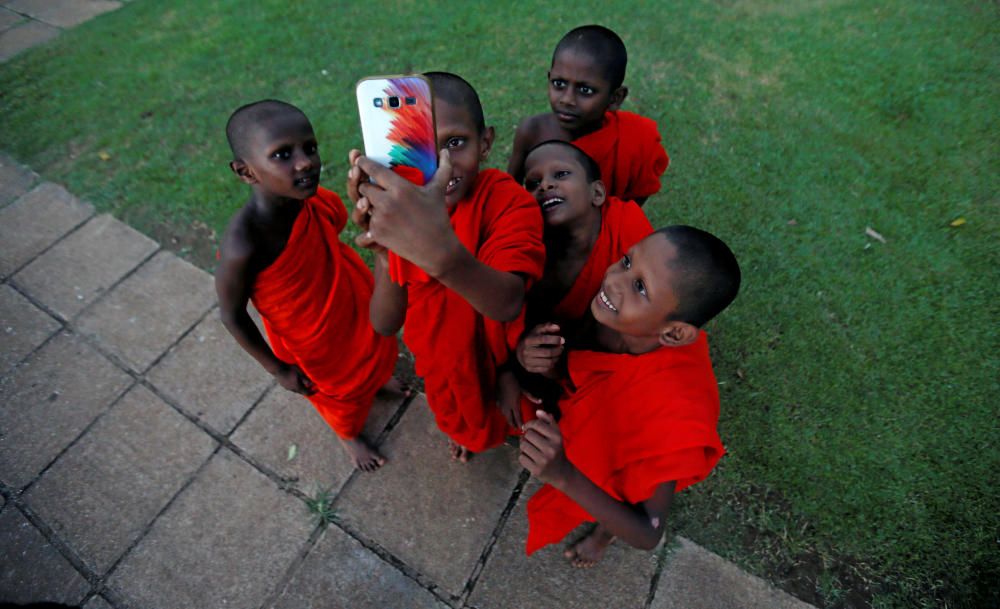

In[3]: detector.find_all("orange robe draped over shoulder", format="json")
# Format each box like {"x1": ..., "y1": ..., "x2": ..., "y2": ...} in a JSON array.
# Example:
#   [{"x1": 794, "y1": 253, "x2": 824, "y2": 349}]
[
  {"x1": 573, "y1": 110, "x2": 669, "y2": 203},
  {"x1": 251, "y1": 187, "x2": 397, "y2": 439},
  {"x1": 551, "y1": 197, "x2": 653, "y2": 324},
  {"x1": 393, "y1": 169, "x2": 545, "y2": 452},
  {"x1": 524, "y1": 332, "x2": 724, "y2": 554}
]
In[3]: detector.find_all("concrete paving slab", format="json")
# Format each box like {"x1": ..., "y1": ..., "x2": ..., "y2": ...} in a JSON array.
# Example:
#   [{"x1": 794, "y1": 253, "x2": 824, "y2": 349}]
[
  {"x1": 23, "y1": 384, "x2": 217, "y2": 575},
  {"x1": 468, "y1": 478, "x2": 658, "y2": 609},
  {"x1": 335, "y1": 396, "x2": 522, "y2": 600},
  {"x1": 75, "y1": 250, "x2": 215, "y2": 372},
  {"x1": 0, "y1": 282, "x2": 61, "y2": 373},
  {"x1": 0, "y1": 331, "x2": 132, "y2": 489},
  {"x1": 0, "y1": 508, "x2": 91, "y2": 605},
  {"x1": 0, "y1": 7, "x2": 24, "y2": 33},
  {"x1": 270, "y1": 524, "x2": 448, "y2": 609},
  {"x1": 0, "y1": 18, "x2": 58, "y2": 62},
  {"x1": 15, "y1": 213, "x2": 158, "y2": 320},
  {"x1": 147, "y1": 312, "x2": 272, "y2": 435},
  {"x1": 5, "y1": 0, "x2": 121, "y2": 28},
  {"x1": 84, "y1": 594, "x2": 114, "y2": 609},
  {"x1": 231, "y1": 385, "x2": 407, "y2": 492},
  {"x1": 108, "y1": 448, "x2": 314, "y2": 609},
  {"x1": 0, "y1": 182, "x2": 93, "y2": 278},
  {"x1": 650, "y1": 537, "x2": 816, "y2": 609},
  {"x1": 0, "y1": 151, "x2": 37, "y2": 205}
]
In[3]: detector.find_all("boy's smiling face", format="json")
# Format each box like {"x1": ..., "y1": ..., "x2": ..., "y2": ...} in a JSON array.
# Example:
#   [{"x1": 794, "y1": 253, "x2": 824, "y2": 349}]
[
  {"x1": 548, "y1": 48, "x2": 622, "y2": 135},
  {"x1": 434, "y1": 98, "x2": 493, "y2": 208},
  {"x1": 523, "y1": 144, "x2": 603, "y2": 229},
  {"x1": 240, "y1": 111, "x2": 321, "y2": 200},
  {"x1": 592, "y1": 232, "x2": 681, "y2": 339}
]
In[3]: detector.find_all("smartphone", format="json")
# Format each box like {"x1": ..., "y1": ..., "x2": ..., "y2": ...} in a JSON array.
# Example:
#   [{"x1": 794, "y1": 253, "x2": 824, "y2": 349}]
[{"x1": 356, "y1": 74, "x2": 437, "y2": 185}]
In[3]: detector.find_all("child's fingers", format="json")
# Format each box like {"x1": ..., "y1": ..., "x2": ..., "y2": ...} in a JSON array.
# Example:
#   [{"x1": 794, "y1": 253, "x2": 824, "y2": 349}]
[
  {"x1": 348, "y1": 148, "x2": 363, "y2": 166},
  {"x1": 531, "y1": 410, "x2": 561, "y2": 440},
  {"x1": 522, "y1": 390, "x2": 543, "y2": 404},
  {"x1": 526, "y1": 333, "x2": 564, "y2": 349},
  {"x1": 526, "y1": 344, "x2": 563, "y2": 359},
  {"x1": 356, "y1": 157, "x2": 401, "y2": 193},
  {"x1": 519, "y1": 435, "x2": 547, "y2": 462}
]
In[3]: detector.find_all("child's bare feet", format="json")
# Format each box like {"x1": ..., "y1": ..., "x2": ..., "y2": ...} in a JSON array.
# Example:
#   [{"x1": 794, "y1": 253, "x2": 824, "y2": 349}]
[
  {"x1": 339, "y1": 435, "x2": 386, "y2": 472},
  {"x1": 448, "y1": 439, "x2": 473, "y2": 463},
  {"x1": 563, "y1": 524, "x2": 615, "y2": 567},
  {"x1": 378, "y1": 376, "x2": 413, "y2": 398}
]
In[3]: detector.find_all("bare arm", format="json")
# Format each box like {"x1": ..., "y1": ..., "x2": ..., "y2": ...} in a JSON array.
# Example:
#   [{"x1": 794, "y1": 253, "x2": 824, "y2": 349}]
[
  {"x1": 355, "y1": 151, "x2": 525, "y2": 322},
  {"x1": 520, "y1": 411, "x2": 675, "y2": 550},
  {"x1": 215, "y1": 220, "x2": 314, "y2": 395},
  {"x1": 369, "y1": 252, "x2": 407, "y2": 335}
]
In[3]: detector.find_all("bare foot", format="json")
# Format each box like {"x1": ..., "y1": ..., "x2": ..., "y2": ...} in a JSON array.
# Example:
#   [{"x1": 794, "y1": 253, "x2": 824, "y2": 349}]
[
  {"x1": 448, "y1": 439, "x2": 473, "y2": 463},
  {"x1": 564, "y1": 524, "x2": 615, "y2": 568},
  {"x1": 378, "y1": 376, "x2": 413, "y2": 398},
  {"x1": 339, "y1": 435, "x2": 386, "y2": 472}
]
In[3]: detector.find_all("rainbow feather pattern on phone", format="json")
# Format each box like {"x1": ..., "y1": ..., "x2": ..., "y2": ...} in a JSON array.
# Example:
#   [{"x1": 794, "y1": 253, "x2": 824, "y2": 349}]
[{"x1": 383, "y1": 78, "x2": 436, "y2": 184}]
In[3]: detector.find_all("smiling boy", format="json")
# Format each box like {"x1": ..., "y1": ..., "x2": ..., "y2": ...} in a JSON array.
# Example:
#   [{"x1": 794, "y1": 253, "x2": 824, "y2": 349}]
[
  {"x1": 498, "y1": 141, "x2": 652, "y2": 427},
  {"x1": 347, "y1": 73, "x2": 545, "y2": 462},
  {"x1": 507, "y1": 25, "x2": 669, "y2": 205},
  {"x1": 215, "y1": 100, "x2": 399, "y2": 472},
  {"x1": 517, "y1": 226, "x2": 740, "y2": 566}
]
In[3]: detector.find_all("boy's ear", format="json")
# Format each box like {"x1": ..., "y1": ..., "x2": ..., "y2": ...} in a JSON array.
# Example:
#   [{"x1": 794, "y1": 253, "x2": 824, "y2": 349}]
[
  {"x1": 608, "y1": 86, "x2": 628, "y2": 111},
  {"x1": 658, "y1": 321, "x2": 699, "y2": 347},
  {"x1": 229, "y1": 159, "x2": 257, "y2": 185},
  {"x1": 590, "y1": 179, "x2": 607, "y2": 208},
  {"x1": 479, "y1": 126, "x2": 496, "y2": 161}
]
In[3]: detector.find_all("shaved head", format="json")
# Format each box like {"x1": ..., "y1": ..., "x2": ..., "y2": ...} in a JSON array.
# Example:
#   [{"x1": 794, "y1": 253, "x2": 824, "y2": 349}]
[
  {"x1": 226, "y1": 99, "x2": 307, "y2": 159},
  {"x1": 526, "y1": 140, "x2": 602, "y2": 183},
  {"x1": 425, "y1": 71, "x2": 486, "y2": 134},
  {"x1": 554, "y1": 25, "x2": 627, "y2": 89},
  {"x1": 657, "y1": 226, "x2": 741, "y2": 327}
]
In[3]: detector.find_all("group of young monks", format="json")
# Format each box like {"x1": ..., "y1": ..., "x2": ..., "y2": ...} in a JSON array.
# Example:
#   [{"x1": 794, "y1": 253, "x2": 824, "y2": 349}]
[{"x1": 215, "y1": 26, "x2": 741, "y2": 567}]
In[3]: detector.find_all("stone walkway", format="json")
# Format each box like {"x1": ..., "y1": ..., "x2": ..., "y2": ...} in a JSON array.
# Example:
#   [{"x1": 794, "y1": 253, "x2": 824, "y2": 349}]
[
  {"x1": 0, "y1": 0, "x2": 123, "y2": 62},
  {"x1": 0, "y1": 154, "x2": 818, "y2": 609}
]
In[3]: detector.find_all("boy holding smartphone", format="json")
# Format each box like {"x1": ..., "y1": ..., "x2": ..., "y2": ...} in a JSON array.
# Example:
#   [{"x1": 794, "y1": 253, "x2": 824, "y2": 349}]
[
  {"x1": 347, "y1": 72, "x2": 545, "y2": 462},
  {"x1": 216, "y1": 99, "x2": 400, "y2": 472}
]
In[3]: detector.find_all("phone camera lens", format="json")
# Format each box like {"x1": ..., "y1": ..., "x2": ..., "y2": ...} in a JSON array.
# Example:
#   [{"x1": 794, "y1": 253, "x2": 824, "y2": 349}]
[
  {"x1": 405, "y1": 96, "x2": 417, "y2": 105},
  {"x1": 373, "y1": 98, "x2": 384, "y2": 108},
  {"x1": 388, "y1": 96, "x2": 401, "y2": 108}
]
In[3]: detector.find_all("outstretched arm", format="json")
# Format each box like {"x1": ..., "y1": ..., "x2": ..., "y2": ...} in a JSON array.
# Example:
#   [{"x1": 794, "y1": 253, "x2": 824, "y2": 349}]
[
  {"x1": 215, "y1": 226, "x2": 315, "y2": 395},
  {"x1": 355, "y1": 150, "x2": 525, "y2": 322},
  {"x1": 520, "y1": 411, "x2": 675, "y2": 550}
]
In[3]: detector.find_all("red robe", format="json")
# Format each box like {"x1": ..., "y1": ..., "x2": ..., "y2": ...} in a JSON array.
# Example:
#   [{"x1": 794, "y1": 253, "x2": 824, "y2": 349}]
[
  {"x1": 551, "y1": 197, "x2": 653, "y2": 324},
  {"x1": 524, "y1": 332, "x2": 724, "y2": 554},
  {"x1": 573, "y1": 110, "x2": 669, "y2": 203},
  {"x1": 252, "y1": 187, "x2": 397, "y2": 439},
  {"x1": 393, "y1": 169, "x2": 545, "y2": 452}
]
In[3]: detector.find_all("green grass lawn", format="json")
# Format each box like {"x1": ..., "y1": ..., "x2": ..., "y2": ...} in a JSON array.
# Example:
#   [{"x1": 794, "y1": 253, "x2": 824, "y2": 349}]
[{"x1": 1, "y1": 1, "x2": 997, "y2": 607}]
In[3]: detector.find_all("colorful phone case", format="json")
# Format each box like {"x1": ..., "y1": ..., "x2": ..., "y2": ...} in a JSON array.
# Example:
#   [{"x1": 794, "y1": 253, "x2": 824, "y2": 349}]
[{"x1": 356, "y1": 75, "x2": 437, "y2": 185}]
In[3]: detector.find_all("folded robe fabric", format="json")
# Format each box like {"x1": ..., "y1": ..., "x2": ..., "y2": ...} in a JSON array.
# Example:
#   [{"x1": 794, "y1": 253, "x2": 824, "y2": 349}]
[
  {"x1": 393, "y1": 169, "x2": 545, "y2": 452},
  {"x1": 252, "y1": 187, "x2": 397, "y2": 439},
  {"x1": 573, "y1": 110, "x2": 670, "y2": 203},
  {"x1": 524, "y1": 332, "x2": 724, "y2": 554},
  {"x1": 551, "y1": 196, "x2": 653, "y2": 324}
]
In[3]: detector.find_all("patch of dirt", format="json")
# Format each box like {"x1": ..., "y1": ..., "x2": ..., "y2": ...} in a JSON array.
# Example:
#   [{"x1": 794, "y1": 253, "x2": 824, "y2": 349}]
[
  {"x1": 147, "y1": 219, "x2": 220, "y2": 271},
  {"x1": 733, "y1": 485, "x2": 886, "y2": 609}
]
